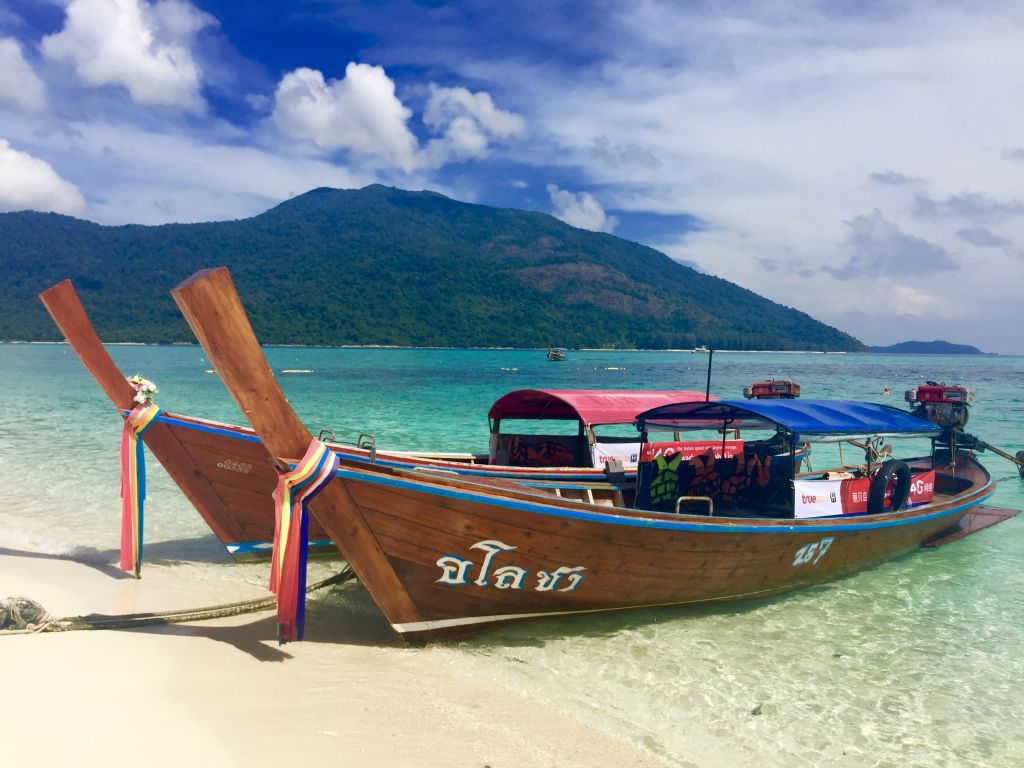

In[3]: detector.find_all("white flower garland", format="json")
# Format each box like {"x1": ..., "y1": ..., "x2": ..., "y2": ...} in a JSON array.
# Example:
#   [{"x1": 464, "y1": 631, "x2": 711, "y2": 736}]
[{"x1": 127, "y1": 374, "x2": 158, "y2": 404}]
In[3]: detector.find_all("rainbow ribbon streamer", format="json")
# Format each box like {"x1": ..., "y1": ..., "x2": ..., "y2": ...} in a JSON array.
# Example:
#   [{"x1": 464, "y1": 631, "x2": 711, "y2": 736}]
[
  {"x1": 119, "y1": 402, "x2": 161, "y2": 578},
  {"x1": 270, "y1": 439, "x2": 340, "y2": 643}
]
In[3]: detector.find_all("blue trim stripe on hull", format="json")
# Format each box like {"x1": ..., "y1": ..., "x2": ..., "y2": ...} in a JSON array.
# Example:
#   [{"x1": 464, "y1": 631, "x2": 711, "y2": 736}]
[{"x1": 226, "y1": 539, "x2": 334, "y2": 555}]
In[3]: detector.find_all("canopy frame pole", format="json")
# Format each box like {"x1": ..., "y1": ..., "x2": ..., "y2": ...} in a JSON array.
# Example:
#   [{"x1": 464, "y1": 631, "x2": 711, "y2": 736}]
[
  {"x1": 704, "y1": 349, "x2": 714, "y2": 402},
  {"x1": 789, "y1": 432, "x2": 796, "y2": 501}
]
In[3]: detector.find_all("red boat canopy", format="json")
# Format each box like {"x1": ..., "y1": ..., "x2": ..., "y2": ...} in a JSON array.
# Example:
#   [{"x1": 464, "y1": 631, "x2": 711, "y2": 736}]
[{"x1": 488, "y1": 389, "x2": 713, "y2": 427}]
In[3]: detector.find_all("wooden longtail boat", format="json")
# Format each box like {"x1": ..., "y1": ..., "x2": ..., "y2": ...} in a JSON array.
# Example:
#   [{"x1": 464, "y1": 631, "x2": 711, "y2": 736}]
[
  {"x1": 170, "y1": 267, "x2": 1011, "y2": 643},
  {"x1": 40, "y1": 280, "x2": 739, "y2": 561}
]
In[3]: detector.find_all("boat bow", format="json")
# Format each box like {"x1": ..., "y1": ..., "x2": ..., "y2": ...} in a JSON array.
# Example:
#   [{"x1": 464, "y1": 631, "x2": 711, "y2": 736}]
[{"x1": 170, "y1": 267, "x2": 422, "y2": 633}]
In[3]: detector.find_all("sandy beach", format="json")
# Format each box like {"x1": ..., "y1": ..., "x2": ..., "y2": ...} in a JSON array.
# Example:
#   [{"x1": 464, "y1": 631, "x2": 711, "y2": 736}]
[{"x1": 0, "y1": 547, "x2": 664, "y2": 768}]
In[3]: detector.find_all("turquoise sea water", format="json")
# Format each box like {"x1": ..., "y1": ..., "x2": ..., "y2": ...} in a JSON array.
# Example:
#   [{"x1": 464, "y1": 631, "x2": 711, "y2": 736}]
[{"x1": 2, "y1": 344, "x2": 1023, "y2": 766}]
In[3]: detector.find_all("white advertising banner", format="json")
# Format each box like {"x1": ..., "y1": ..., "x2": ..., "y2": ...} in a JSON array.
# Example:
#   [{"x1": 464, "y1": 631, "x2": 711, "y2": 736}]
[
  {"x1": 592, "y1": 442, "x2": 642, "y2": 469},
  {"x1": 793, "y1": 479, "x2": 845, "y2": 518}
]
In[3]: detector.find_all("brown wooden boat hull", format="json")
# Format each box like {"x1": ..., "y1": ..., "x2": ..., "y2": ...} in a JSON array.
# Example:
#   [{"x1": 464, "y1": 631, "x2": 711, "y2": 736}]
[
  {"x1": 153, "y1": 412, "x2": 323, "y2": 559},
  {"x1": 328, "y1": 454, "x2": 994, "y2": 641},
  {"x1": 152, "y1": 401, "x2": 997, "y2": 640}
]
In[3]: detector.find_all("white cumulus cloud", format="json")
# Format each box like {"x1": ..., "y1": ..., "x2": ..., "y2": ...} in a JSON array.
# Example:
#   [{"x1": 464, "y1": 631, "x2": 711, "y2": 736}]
[
  {"x1": 0, "y1": 38, "x2": 46, "y2": 112},
  {"x1": 422, "y1": 85, "x2": 525, "y2": 166},
  {"x1": 271, "y1": 66, "x2": 524, "y2": 172},
  {"x1": 271, "y1": 63, "x2": 419, "y2": 172},
  {"x1": 0, "y1": 139, "x2": 85, "y2": 216},
  {"x1": 547, "y1": 184, "x2": 618, "y2": 233},
  {"x1": 41, "y1": 0, "x2": 212, "y2": 112}
]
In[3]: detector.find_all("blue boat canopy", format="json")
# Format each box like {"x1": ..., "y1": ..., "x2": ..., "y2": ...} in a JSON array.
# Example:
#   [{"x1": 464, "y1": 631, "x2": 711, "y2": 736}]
[{"x1": 635, "y1": 399, "x2": 942, "y2": 442}]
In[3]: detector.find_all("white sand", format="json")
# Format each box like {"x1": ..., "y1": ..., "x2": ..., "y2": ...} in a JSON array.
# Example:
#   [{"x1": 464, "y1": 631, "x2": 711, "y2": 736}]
[{"x1": 0, "y1": 549, "x2": 665, "y2": 768}]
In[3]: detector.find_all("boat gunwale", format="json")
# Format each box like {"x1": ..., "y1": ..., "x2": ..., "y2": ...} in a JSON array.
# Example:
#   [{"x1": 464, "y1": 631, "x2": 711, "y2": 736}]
[{"x1": 334, "y1": 455, "x2": 995, "y2": 535}]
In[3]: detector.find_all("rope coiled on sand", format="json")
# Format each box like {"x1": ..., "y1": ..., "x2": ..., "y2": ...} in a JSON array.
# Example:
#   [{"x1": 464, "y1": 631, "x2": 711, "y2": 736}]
[{"x1": 0, "y1": 566, "x2": 354, "y2": 636}]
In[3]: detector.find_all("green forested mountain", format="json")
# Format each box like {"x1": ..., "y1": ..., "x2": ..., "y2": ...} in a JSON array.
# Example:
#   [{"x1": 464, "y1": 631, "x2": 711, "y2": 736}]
[{"x1": 0, "y1": 185, "x2": 863, "y2": 350}]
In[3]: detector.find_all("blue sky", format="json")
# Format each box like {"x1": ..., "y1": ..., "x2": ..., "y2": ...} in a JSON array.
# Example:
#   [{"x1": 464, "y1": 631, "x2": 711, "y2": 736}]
[{"x1": 2, "y1": 1, "x2": 1023, "y2": 353}]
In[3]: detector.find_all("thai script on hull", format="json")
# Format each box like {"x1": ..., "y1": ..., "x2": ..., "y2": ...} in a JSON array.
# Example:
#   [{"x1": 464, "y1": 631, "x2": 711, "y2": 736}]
[{"x1": 436, "y1": 539, "x2": 587, "y2": 593}]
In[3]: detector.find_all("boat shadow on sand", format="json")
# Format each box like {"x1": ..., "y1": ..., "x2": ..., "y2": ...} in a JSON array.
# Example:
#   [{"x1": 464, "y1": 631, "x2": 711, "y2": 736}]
[
  {"x1": 139, "y1": 610, "x2": 400, "y2": 660},
  {"x1": 0, "y1": 536, "x2": 234, "y2": 579},
  {"x1": 115, "y1": 585, "x2": 402, "y2": 660}
]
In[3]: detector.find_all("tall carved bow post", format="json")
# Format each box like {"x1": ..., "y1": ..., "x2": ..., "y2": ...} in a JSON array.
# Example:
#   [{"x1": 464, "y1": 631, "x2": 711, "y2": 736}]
[
  {"x1": 270, "y1": 440, "x2": 340, "y2": 643},
  {"x1": 119, "y1": 401, "x2": 162, "y2": 577}
]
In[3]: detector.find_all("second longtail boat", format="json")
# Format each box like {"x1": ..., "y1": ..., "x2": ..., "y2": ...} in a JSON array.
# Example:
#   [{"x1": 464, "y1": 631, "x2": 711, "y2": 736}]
[{"x1": 41, "y1": 280, "x2": 749, "y2": 563}]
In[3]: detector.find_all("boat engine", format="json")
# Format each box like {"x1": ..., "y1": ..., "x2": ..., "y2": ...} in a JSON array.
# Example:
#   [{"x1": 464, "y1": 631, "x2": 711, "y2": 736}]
[
  {"x1": 905, "y1": 382, "x2": 975, "y2": 429},
  {"x1": 905, "y1": 383, "x2": 1024, "y2": 478},
  {"x1": 743, "y1": 380, "x2": 801, "y2": 399}
]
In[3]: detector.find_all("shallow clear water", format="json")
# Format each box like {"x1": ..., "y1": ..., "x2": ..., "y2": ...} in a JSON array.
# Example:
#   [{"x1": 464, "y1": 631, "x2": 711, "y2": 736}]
[{"x1": 2, "y1": 344, "x2": 1022, "y2": 766}]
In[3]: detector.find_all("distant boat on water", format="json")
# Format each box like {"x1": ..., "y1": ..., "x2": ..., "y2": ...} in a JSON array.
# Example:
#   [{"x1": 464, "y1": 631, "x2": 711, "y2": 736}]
[{"x1": 547, "y1": 346, "x2": 567, "y2": 361}]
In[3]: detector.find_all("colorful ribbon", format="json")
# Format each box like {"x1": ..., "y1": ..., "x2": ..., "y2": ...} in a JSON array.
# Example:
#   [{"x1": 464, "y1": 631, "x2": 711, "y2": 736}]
[
  {"x1": 270, "y1": 440, "x2": 340, "y2": 643},
  {"x1": 119, "y1": 402, "x2": 161, "y2": 578}
]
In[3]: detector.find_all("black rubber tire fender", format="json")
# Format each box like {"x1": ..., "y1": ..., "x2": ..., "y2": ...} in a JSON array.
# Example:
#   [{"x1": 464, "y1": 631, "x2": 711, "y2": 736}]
[{"x1": 867, "y1": 459, "x2": 912, "y2": 514}]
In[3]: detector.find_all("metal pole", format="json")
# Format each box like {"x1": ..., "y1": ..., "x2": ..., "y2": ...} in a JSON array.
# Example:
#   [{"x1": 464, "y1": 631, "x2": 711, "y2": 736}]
[{"x1": 705, "y1": 348, "x2": 714, "y2": 402}]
